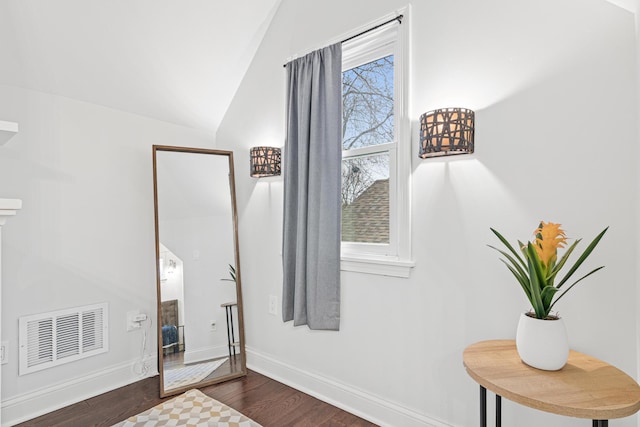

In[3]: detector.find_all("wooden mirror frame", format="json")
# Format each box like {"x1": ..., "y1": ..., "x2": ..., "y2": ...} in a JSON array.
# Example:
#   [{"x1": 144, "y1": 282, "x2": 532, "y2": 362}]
[{"x1": 152, "y1": 145, "x2": 246, "y2": 398}]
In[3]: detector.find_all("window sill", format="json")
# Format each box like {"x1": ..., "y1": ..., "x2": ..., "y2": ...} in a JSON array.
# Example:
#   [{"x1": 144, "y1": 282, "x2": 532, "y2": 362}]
[{"x1": 340, "y1": 255, "x2": 415, "y2": 278}]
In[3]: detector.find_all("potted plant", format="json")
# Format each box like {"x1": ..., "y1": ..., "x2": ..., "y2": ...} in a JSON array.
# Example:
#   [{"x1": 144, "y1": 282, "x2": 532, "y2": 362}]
[
  {"x1": 220, "y1": 264, "x2": 237, "y2": 283},
  {"x1": 489, "y1": 221, "x2": 608, "y2": 370}
]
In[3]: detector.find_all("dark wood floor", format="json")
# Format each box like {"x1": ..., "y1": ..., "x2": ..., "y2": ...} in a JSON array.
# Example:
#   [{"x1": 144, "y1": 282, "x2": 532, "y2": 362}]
[{"x1": 17, "y1": 370, "x2": 379, "y2": 427}]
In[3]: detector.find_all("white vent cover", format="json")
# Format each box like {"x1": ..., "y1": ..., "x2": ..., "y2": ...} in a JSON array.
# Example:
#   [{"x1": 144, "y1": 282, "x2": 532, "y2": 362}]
[{"x1": 19, "y1": 302, "x2": 108, "y2": 375}]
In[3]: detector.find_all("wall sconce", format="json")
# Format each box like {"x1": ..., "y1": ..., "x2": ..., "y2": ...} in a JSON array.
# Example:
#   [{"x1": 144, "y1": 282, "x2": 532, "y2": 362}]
[
  {"x1": 167, "y1": 259, "x2": 176, "y2": 274},
  {"x1": 419, "y1": 108, "x2": 475, "y2": 158},
  {"x1": 250, "y1": 146, "x2": 281, "y2": 177}
]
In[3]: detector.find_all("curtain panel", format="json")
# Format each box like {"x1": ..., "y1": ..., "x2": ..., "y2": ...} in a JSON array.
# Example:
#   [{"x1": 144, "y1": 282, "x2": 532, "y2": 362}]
[{"x1": 282, "y1": 43, "x2": 342, "y2": 331}]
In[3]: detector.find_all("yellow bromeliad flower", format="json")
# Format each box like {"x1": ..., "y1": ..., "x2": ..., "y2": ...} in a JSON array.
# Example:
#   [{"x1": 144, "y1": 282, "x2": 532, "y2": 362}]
[
  {"x1": 489, "y1": 221, "x2": 608, "y2": 319},
  {"x1": 533, "y1": 222, "x2": 567, "y2": 268}
]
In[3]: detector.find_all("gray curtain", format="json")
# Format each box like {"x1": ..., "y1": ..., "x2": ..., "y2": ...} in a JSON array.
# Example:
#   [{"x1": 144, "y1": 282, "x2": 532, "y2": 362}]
[{"x1": 282, "y1": 43, "x2": 342, "y2": 331}]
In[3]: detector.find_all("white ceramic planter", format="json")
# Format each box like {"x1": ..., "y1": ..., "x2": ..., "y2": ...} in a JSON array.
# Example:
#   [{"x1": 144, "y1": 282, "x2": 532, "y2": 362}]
[{"x1": 516, "y1": 312, "x2": 569, "y2": 371}]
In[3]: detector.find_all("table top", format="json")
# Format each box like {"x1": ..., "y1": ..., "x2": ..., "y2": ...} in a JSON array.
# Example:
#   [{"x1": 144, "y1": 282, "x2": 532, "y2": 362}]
[
  {"x1": 463, "y1": 340, "x2": 640, "y2": 420},
  {"x1": 220, "y1": 301, "x2": 237, "y2": 308}
]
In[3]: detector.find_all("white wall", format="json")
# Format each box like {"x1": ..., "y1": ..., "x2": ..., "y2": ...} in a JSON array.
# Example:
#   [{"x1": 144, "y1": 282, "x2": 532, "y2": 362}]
[
  {"x1": 0, "y1": 83, "x2": 216, "y2": 424},
  {"x1": 217, "y1": 0, "x2": 639, "y2": 426}
]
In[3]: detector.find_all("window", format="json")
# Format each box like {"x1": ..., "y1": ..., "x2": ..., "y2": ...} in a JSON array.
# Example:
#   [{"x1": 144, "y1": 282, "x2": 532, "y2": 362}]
[{"x1": 340, "y1": 13, "x2": 413, "y2": 277}]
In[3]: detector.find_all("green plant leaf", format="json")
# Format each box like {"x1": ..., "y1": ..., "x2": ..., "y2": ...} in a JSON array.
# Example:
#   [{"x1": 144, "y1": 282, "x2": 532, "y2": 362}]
[
  {"x1": 517, "y1": 240, "x2": 528, "y2": 257},
  {"x1": 488, "y1": 242, "x2": 533, "y2": 302},
  {"x1": 549, "y1": 266, "x2": 605, "y2": 312},
  {"x1": 490, "y1": 228, "x2": 526, "y2": 269},
  {"x1": 526, "y1": 243, "x2": 547, "y2": 318},
  {"x1": 556, "y1": 227, "x2": 608, "y2": 289},
  {"x1": 547, "y1": 239, "x2": 581, "y2": 283},
  {"x1": 488, "y1": 245, "x2": 529, "y2": 281},
  {"x1": 500, "y1": 259, "x2": 532, "y2": 302},
  {"x1": 540, "y1": 284, "x2": 558, "y2": 309}
]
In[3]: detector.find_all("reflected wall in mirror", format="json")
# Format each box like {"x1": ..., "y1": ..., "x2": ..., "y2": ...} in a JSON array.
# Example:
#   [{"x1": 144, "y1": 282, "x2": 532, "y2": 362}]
[{"x1": 153, "y1": 145, "x2": 246, "y2": 398}]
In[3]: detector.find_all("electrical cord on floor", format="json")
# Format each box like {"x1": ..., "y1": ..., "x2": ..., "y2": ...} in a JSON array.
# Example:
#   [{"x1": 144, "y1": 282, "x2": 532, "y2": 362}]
[{"x1": 132, "y1": 317, "x2": 152, "y2": 377}]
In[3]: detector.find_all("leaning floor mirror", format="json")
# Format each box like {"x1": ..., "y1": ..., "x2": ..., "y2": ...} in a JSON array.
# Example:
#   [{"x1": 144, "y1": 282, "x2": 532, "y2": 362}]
[{"x1": 152, "y1": 145, "x2": 246, "y2": 398}]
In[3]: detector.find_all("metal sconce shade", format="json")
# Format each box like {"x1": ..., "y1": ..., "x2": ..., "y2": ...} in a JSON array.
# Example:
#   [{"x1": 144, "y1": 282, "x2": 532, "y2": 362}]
[
  {"x1": 419, "y1": 108, "x2": 475, "y2": 158},
  {"x1": 250, "y1": 146, "x2": 281, "y2": 177}
]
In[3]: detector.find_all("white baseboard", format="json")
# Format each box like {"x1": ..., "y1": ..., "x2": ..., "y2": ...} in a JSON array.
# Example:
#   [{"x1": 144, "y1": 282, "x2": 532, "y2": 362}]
[
  {"x1": 183, "y1": 344, "x2": 228, "y2": 365},
  {"x1": 1, "y1": 356, "x2": 158, "y2": 427},
  {"x1": 245, "y1": 347, "x2": 452, "y2": 427}
]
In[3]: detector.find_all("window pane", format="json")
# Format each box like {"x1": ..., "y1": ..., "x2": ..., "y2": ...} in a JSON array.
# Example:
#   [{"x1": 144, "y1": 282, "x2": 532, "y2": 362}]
[
  {"x1": 342, "y1": 55, "x2": 394, "y2": 150},
  {"x1": 341, "y1": 153, "x2": 389, "y2": 244}
]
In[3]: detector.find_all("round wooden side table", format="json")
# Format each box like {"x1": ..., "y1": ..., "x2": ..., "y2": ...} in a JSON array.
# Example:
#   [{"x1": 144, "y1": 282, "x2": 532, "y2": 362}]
[{"x1": 463, "y1": 340, "x2": 640, "y2": 426}]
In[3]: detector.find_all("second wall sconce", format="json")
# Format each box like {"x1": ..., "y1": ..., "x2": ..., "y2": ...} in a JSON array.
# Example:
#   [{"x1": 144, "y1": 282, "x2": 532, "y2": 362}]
[
  {"x1": 250, "y1": 146, "x2": 281, "y2": 177},
  {"x1": 419, "y1": 108, "x2": 475, "y2": 158}
]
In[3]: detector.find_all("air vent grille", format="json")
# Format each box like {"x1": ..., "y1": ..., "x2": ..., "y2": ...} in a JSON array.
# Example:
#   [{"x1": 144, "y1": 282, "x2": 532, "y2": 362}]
[{"x1": 19, "y1": 303, "x2": 108, "y2": 375}]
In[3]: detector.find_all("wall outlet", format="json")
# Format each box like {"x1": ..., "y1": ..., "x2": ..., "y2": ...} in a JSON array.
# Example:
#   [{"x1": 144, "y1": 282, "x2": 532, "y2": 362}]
[
  {"x1": 210, "y1": 319, "x2": 217, "y2": 331},
  {"x1": 1, "y1": 341, "x2": 7, "y2": 365},
  {"x1": 268, "y1": 295, "x2": 278, "y2": 316},
  {"x1": 126, "y1": 310, "x2": 143, "y2": 331}
]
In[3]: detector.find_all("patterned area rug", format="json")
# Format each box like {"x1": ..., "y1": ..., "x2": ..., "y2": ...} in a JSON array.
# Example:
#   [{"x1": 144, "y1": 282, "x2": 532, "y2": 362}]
[
  {"x1": 113, "y1": 388, "x2": 261, "y2": 426},
  {"x1": 164, "y1": 358, "x2": 228, "y2": 391}
]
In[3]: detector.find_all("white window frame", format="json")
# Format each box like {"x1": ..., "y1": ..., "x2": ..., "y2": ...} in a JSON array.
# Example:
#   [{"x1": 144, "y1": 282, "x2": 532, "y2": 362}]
[{"x1": 340, "y1": 9, "x2": 413, "y2": 278}]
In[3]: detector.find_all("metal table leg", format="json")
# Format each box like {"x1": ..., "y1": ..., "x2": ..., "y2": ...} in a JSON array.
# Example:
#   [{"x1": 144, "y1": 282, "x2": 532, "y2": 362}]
[
  {"x1": 480, "y1": 385, "x2": 486, "y2": 427},
  {"x1": 229, "y1": 305, "x2": 236, "y2": 357},
  {"x1": 224, "y1": 305, "x2": 232, "y2": 358},
  {"x1": 479, "y1": 386, "x2": 502, "y2": 427},
  {"x1": 221, "y1": 302, "x2": 238, "y2": 359},
  {"x1": 593, "y1": 421, "x2": 608, "y2": 427}
]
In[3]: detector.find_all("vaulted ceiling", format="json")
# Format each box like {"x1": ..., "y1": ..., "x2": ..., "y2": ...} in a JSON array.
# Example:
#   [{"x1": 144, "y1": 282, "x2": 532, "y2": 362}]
[{"x1": 0, "y1": 0, "x2": 282, "y2": 135}]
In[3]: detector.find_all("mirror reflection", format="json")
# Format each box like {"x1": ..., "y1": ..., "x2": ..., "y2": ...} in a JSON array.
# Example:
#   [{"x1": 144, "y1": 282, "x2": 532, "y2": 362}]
[{"x1": 153, "y1": 145, "x2": 246, "y2": 397}]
